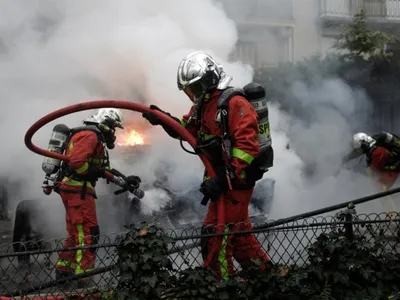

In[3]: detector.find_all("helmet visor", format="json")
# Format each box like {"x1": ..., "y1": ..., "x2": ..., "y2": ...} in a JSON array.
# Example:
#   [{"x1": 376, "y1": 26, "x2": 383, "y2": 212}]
[{"x1": 184, "y1": 81, "x2": 205, "y2": 102}]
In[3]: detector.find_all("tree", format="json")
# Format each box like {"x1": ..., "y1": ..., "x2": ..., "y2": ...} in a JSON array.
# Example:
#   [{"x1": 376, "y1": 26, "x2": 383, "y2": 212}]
[{"x1": 334, "y1": 9, "x2": 398, "y2": 64}]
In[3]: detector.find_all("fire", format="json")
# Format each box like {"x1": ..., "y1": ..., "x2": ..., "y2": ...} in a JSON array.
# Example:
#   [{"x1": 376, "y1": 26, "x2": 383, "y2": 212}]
[{"x1": 117, "y1": 127, "x2": 145, "y2": 146}]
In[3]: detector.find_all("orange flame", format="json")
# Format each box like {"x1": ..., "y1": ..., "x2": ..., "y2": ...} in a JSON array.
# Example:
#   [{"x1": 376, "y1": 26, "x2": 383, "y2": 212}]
[{"x1": 117, "y1": 127, "x2": 145, "y2": 146}]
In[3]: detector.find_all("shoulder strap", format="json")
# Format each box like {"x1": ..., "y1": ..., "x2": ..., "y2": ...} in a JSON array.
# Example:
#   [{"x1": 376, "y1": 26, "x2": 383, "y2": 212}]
[
  {"x1": 217, "y1": 87, "x2": 247, "y2": 138},
  {"x1": 217, "y1": 87, "x2": 246, "y2": 110}
]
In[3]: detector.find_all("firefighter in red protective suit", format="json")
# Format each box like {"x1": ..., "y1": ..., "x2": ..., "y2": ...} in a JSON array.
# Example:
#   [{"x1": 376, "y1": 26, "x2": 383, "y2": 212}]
[
  {"x1": 54, "y1": 108, "x2": 142, "y2": 285},
  {"x1": 344, "y1": 132, "x2": 400, "y2": 188},
  {"x1": 142, "y1": 52, "x2": 272, "y2": 280}
]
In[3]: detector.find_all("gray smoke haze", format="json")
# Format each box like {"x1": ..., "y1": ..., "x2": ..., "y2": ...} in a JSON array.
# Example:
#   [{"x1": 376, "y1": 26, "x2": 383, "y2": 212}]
[
  {"x1": 0, "y1": 0, "x2": 392, "y2": 239},
  {"x1": 0, "y1": 0, "x2": 254, "y2": 237}
]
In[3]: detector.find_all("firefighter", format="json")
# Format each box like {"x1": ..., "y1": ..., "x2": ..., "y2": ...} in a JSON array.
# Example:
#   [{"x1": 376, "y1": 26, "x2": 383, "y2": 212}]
[
  {"x1": 142, "y1": 52, "x2": 272, "y2": 280},
  {"x1": 55, "y1": 108, "x2": 142, "y2": 285},
  {"x1": 344, "y1": 132, "x2": 400, "y2": 188}
]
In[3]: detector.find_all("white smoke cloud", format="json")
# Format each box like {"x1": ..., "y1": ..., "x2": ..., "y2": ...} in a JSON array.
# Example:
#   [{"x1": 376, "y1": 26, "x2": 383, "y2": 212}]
[
  {"x1": 0, "y1": 0, "x2": 256, "y2": 235},
  {"x1": 0, "y1": 0, "x2": 389, "y2": 239},
  {"x1": 266, "y1": 75, "x2": 385, "y2": 218}
]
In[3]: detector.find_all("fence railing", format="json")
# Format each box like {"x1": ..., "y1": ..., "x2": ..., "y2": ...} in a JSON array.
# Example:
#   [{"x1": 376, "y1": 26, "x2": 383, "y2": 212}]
[
  {"x1": 320, "y1": 0, "x2": 400, "y2": 19},
  {"x1": 0, "y1": 210, "x2": 399, "y2": 299}
]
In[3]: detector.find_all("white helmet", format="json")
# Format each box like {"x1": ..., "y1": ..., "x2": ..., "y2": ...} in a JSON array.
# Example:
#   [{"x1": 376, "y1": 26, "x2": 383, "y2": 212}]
[
  {"x1": 352, "y1": 132, "x2": 376, "y2": 153},
  {"x1": 84, "y1": 108, "x2": 124, "y2": 130},
  {"x1": 177, "y1": 51, "x2": 232, "y2": 105}
]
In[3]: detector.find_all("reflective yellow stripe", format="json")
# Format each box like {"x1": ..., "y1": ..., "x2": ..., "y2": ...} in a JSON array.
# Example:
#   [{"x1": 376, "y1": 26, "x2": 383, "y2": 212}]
[
  {"x1": 56, "y1": 260, "x2": 71, "y2": 267},
  {"x1": 180, "y1": 119, "x2": 187, "y2": 127},
  {"x1": 56, "y1": 260, "x2": 77, "y2": 269},
  {"x1": 198, "y1": 132, "x2": 215, "y2": 141},
  {"x1": 68, "y1": 141, "x2": 74, "y2": 153},
  {"x1": 62, "y1": 177, "x2": 94, "y2": 189},
  {"x1": 75, "y1": 162, "x2": 89, "y2": 174},
  {"x1": 88, "y1": 158, "x2": 105, "y2": 164},
  {"x1": 232, "y1": 148, "x2": 255, "y2": 165},
  {"x1": 384, "y1": 165, "x2": 397, "y2": 170},
  {"x1": 75, "y1": 224, "x2": 85, "y2": 275},
  {"x1": 218, "y1": 226, "x2": 229, "y2": 280}
]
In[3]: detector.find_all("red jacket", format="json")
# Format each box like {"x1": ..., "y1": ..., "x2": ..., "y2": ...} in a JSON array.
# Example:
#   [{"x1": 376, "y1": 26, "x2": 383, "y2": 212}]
[
  {"x1": 369, "y1": 146, "x2": 399, "y2": 188},
  {"x1": 59, "y1": 130, "x2": 109, "y2": 194},
  {"x1": 181, "y1": 90, "x2": 259, "y2": 184}
]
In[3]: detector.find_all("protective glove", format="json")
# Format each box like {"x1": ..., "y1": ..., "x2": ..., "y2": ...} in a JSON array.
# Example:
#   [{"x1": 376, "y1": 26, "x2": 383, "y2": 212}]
[
  {"x1": 142, "y1": 104, "x2": 181, "y2": 138},
  {"x1": 199, "y1": 175, "x2": 227, "y2": 203},
  {"x1": 142, "y1": 105, "x2": 166, "y2": 126},
  {"x1": 126, "y1": 175, "x2": 141, "y2": 189}
]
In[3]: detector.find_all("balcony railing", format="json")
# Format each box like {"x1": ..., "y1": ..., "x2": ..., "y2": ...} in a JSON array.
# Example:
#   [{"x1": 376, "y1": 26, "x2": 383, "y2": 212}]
[
  {"x1": 220, "y1": 0, "x2": 294, "y2": 23},
  {"x1": 320, "y1": 0, "x2": 400, "y2": 19}
]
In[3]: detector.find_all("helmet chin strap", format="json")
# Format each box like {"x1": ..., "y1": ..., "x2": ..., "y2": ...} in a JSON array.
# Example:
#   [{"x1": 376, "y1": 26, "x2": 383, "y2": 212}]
[
  {"x1": 193, "y1": 90, "x2": 212, "y2": 107},
  {"x1": 192, "y1": 95, "x2": 203, "y2": 107},
  {"x1": 95, "y1": 123, "x2": 117, "y2": 149}
]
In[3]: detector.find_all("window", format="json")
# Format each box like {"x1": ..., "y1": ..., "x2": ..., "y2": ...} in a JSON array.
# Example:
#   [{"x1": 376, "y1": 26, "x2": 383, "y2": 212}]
[
  {"x1": 350, "y1": 0, "x2": 387, "y2": 17},
  {"x1": 231, "y1": 41, "x2": 257, "y2": 66},
  {"x1": 220, "y1": 0, "x2": 294, "y2": 22}
]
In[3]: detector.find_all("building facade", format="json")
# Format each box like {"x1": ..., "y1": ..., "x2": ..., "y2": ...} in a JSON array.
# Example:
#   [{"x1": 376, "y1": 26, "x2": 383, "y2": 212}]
[
  {"x1": 320, "y1": 0, "x2": 400, "y2": 53},
  {"x1": 220, "y1": 0, "x2": 400, "y2": 67}
]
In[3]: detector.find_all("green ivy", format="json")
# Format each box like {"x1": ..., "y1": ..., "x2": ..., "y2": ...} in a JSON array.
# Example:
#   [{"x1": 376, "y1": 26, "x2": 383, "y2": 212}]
[
  {"x1": 109, "y1": 213, "x2": 400, "y2": 299},
  {"x1": 111, "y1": 223, "x2": 174, "y2": 300}
]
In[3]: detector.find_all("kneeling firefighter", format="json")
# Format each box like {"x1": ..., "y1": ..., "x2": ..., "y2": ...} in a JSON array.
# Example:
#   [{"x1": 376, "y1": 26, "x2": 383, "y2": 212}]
[
  {"x1": 41, "y1": 108, "x2": 143, "y2": 283},
  {"x1": 142, "y1": 51, "x2": 274, "y2": 279},
  {"x1": 343, "y1": 131, "x2": 400, "y2": 189}
]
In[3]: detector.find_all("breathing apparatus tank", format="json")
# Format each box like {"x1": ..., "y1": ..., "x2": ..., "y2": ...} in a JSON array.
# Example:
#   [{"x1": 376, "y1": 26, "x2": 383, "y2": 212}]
[
  {"x1": 243, "y1": 82, "x2": 273, "y2": 170},
  {"x1": 42, "y1": 124, "x2": 71, "y2": 177}
]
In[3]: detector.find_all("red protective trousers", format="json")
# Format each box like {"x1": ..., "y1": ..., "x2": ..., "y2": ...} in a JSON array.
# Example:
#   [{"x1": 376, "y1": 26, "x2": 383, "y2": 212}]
[
  {"x1": 200, "y1": 188, "x2": 271, "y2": 280},
  {"x1": 180, "y1": 89, "x2": 272, "y2": 279},
  {"x1": 56, "y1": 190, "x2": 99, "y2": 275}
]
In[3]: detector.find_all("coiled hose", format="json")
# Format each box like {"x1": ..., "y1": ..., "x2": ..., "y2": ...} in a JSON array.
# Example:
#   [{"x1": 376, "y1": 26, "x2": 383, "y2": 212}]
[{"x1": 24, "y1": 100, "x2": 226, "y2": 231}]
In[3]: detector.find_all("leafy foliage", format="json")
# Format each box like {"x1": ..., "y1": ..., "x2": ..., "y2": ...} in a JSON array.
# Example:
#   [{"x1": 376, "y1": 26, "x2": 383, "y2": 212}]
[
  {"x1": 110, "y1": 210, "x2": 400, "y2": 299},
  {"x1": 254, "y1": 8, "x2": 400, "y2": 110},
  {"x1": 334, "y1": 9, "x2": 398, "y2": 64},
  {"x1": 112, "y1": 223, "x2": 174, "y2": 300}
]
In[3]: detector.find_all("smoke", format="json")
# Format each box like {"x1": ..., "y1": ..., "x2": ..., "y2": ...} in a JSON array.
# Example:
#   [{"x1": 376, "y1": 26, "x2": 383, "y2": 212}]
[
  {"x1": 0, "y1": 0, "x2": 389, "y2": 240},
  {"x1": 266, "y1": 87, "x2": 377, "y2": 219},
  {"x1": 0, "y1": 0, "x2": 254, "y2": 235}
]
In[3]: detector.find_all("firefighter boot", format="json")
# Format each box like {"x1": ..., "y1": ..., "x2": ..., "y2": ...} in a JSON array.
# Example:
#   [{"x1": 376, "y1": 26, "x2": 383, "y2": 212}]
[{"x1": 55, "y1": 269, "x2": 74, "y2": 289}]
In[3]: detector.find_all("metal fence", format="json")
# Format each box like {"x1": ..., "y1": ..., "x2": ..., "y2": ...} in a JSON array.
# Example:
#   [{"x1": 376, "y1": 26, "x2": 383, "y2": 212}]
[
  {"x1": 0, "y1": 210, "x2": 399, "y2": 299},
  {"x1": 320, "y1": 0, "x2": 400, "y2": 19}
]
